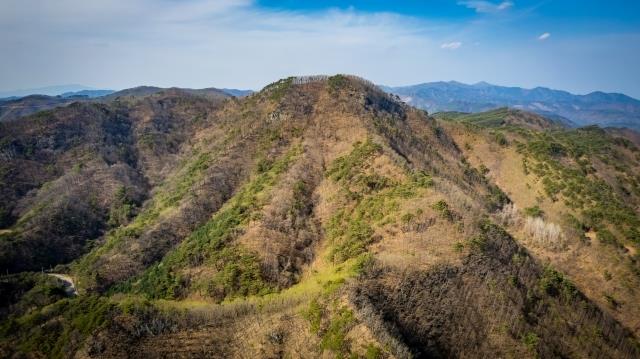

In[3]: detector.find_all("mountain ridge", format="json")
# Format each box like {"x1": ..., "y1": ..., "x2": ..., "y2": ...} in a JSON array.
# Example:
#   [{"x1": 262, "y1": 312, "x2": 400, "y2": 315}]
[
  {"x1": 4, "y1": 80, "x2": 639, "y2": 131},
  {"x1": 0, "y1": 86, "x2": 253, "y2": 123},
  {"x1": 1, "y1": 74, "x2": 640, "y2": 358},
  {"x1": 0, "y1": 85, "x2": 107, "y2": 99},
  {"x1": 383, "y1": 81, "x2": 640, "y2": 130}
]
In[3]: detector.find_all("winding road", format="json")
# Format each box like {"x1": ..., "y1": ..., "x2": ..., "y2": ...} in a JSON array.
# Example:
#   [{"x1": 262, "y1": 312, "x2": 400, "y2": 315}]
[{"x1": 48, "y1": 273, "x2": 78, "y2": 296}]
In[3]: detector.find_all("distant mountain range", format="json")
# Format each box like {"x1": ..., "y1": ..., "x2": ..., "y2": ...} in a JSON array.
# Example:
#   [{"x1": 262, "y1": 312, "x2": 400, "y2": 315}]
[
  {"x1": 381, "y1": 81, "x2": 640, "y2": 130},
  {"x1": 100, "y1": 86, "x2": 244, "y2": 100},
  {"x1": 220, "y1": 88, "x2": 254, "y2": 97},
  {"x1": 60, "y1": 89, "x2": 115, "y2": 98},
  {"x1": 0, "y1": 86, "x2": 252, "y2": 122},
  {"x1": 0, "y1": 85, "x2": 110, "y2": 99},
  {"x1": 4, "y1": 81, "x2": 640, "y2": 130},
  {"x1": 0, "y1": 85, "x2": 252, "y2": 101}
]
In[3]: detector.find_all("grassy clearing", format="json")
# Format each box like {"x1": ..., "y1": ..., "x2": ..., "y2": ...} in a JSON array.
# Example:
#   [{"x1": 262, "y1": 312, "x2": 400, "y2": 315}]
[
  {"x1": 143, "y1": 246, "x2": 371, "y2": 311},
  {"x1": 298, "y1": 254, "x2": 382, "y2": 359},
  {"x1": 301, "y1": 294, "x2": 356, "y2": 357}
]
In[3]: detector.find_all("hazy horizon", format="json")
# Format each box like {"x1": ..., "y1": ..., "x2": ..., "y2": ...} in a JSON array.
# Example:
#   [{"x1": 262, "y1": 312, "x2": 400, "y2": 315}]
[
  {"x1": 2, "y1": 1, "x2": 639, "y2": 97},
  {"x1": 3, "y1": 77, "x2": 640, "y2": 101}
]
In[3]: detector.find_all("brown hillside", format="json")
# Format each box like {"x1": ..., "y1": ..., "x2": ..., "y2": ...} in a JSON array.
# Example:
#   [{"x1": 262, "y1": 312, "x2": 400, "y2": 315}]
[{"x1": 1, "y1": 76, "x2": 638, "y2": 358}]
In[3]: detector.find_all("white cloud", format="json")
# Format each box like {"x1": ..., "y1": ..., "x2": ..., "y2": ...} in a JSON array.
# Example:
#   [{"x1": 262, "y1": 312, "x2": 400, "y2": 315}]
[
  {"x1": 0, "y1": 0, "x2": 444, "y2": 90},
  {"x1": 0, "y1": 0, "x2": 637, "y2": 98},
  {"x1": 441, "y1": 42, "x2": 463, "y2": 50},
  {"x1": 538, "y1": 32, "x2": 551, "y2": 40},
  {"x1": 497, "y1": 1, "x2": 514, "y2": 10},
  {"x1": 458, "y1": 1, "x2": 514, "y2": 13}
]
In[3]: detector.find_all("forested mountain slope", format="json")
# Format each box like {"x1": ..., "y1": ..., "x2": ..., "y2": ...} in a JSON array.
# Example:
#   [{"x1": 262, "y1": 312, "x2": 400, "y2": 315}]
[{"x1": 1, "y1": 76, "x2": 639, "y2": 358}]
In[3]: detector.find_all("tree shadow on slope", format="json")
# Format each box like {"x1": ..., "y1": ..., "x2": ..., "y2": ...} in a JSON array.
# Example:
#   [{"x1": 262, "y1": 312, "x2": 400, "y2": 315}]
[{"x1": 351, "y1": 220, "x2": 640, "y2": 358}]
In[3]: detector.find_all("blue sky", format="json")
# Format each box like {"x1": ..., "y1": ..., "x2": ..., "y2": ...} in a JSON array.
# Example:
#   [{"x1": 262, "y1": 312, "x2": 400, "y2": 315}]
[
  {"x1": 1, "y1": 0, "x2": 639, "y2": 97},
  {"x1": 260, "y1": 1, "x2": 640, "y2": 24}
]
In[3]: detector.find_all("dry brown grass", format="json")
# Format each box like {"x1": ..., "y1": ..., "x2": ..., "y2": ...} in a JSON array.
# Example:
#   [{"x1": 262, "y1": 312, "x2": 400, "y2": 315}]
[
  {"x1": 444, "y1": 121, "x2": 640, "y2": 336},
  {"x1": 523, "y1": 216, "x2": 566, "y2": 249},
  {"x1": 372, "y1": 190, "x2": 466, "y2": 271},
  {"x1": 126, "y1": 302, "x2": 319, "y2": 358},
  {"x1": 497, "y1": 204, "x2": 567, "y2": 250}
]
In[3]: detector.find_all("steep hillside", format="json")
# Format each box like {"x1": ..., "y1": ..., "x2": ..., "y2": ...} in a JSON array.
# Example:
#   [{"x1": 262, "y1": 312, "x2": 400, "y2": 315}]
[
  {"x1": 1, "y1": 76, "x2": 639, "y2": 358},
  {"x1": 439, "y1": 109, "x2": 640, "y2": 336},
  {"x1": 384, "y1": 81, "x2": 640, "y2": 130},
  {"x1": 0, "y1": 89, "x2": 230, "y2": 273}
]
